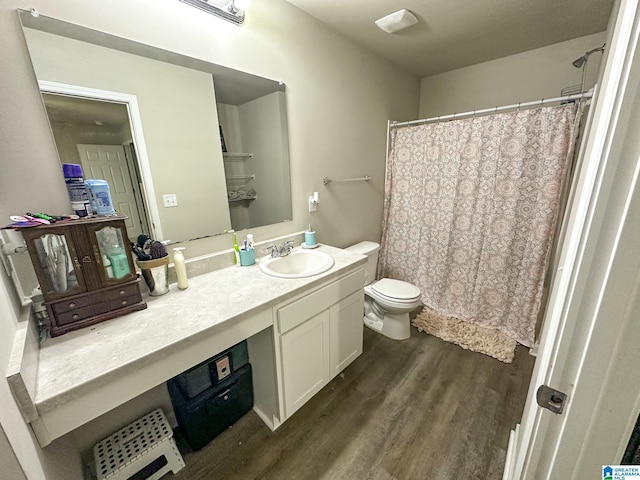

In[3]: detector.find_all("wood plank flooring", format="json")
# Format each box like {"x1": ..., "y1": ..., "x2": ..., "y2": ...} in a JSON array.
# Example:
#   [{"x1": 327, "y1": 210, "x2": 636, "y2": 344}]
[{"x1": 172, "y1": 326, "x2": 535, "y2": 480}]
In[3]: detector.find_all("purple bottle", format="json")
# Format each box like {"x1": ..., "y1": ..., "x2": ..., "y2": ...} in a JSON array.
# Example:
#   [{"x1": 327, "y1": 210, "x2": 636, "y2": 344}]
[{"x1": 62, "y1": 163, "x2": 90, "y2": 217}]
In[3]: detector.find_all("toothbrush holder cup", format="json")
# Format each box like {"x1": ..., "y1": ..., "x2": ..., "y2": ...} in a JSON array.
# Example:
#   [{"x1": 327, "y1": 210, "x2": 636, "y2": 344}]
[{"x1": 239, "y1": 249, "x2": 255, "y2": 266}]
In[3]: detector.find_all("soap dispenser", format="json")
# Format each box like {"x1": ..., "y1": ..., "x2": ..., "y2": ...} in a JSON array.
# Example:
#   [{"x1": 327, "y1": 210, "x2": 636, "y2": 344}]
[
  {"x1": 304, "y1": 224, "x2": 317, "y2": 248},
  {"x1": 173, "y1": 247, "x2": 189, "y2": 290}
]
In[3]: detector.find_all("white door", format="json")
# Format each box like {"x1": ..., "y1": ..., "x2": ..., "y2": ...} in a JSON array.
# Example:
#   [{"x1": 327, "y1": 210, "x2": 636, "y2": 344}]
[
  {"x1": 505, "y1": 1, "x2": 640, "y2": 478},
  {"x1": 77, "y1": 144, "x2": 145, "y2": 240}
]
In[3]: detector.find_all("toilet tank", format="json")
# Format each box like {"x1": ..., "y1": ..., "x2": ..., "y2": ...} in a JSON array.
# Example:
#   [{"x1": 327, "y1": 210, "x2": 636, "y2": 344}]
[{"x1": 345, "y1": 241, "x2": 380, "y2": 285}]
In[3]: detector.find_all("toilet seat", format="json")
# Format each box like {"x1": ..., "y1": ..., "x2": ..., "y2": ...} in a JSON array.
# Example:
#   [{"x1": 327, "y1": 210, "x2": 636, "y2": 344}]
[
  {"x1": 370, "y1": 278, "x2": 420, "y2": 302},
  {"x1": 365, "y1": 279, "x2": 421, "y2": 312}
]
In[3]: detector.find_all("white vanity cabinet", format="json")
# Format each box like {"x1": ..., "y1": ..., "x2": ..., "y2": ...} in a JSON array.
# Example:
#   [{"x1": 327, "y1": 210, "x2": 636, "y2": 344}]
[
  {"x1": 280, "y1": 309, "x2": 331, "y2": 417},
  {"x1": 329, "y1": 290, "x2": 365, "y2": 377},
  {"x1": 276, "y1": 269, "x2": 364, "y2": 419}
]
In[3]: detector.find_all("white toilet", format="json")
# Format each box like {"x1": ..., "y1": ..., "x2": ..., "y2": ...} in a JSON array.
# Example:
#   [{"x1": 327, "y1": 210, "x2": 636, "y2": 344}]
[{"x1": 346, "y1": 241, "x2": 421, "y2": 340}]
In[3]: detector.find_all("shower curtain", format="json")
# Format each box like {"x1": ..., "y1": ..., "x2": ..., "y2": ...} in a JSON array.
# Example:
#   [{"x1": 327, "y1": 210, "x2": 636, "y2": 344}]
[{"x1": 379, "y1": 104, "x2": 580, "y2": 355}]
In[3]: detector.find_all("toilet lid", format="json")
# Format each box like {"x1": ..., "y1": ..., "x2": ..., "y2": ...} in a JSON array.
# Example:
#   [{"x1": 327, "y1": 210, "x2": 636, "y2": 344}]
[{"x1": 371, "y1": 278, "x2": 420, "y2": 300}]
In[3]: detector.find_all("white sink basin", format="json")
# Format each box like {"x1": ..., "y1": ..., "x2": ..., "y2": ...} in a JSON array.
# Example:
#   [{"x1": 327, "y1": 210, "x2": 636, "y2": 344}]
[{"x1": 259, "y1": 249, "x2": 335, "y2": 278}]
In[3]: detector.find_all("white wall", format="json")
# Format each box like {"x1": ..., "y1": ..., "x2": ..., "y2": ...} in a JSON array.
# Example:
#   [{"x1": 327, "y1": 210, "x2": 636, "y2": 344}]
[
  {"x1": 0, "y1": 424, "x2": 25, "y2": 480},
  {"x1": 239, "y1": 91, "x2": 292, "y2": 227},
  {"x1": 0, "y1": 273, "x2": 82, "y2": 479},
  {"x1": 420, "y1": 32, "x2": 607, "y2": 118},
  {"x1": 0, "y1": 0, "x2": 419, "y2": 477}
]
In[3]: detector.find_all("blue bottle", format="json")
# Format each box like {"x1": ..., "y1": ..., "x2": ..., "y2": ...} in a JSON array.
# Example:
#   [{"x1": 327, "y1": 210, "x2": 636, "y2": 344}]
[{"x1": 85, "y1": 179, "x2": 116, "y2": 216}]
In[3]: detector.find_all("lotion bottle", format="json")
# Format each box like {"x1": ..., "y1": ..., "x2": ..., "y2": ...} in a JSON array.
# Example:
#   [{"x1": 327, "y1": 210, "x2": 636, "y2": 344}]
[{"x1": 173, "y1": 247, "x2": 189, "y2": 290}]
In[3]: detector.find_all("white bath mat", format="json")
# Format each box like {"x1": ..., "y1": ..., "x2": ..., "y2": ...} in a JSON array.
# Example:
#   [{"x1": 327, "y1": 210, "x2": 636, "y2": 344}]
[{"x1": 412, "y1": 306, "x2": 517, "y2": 363}]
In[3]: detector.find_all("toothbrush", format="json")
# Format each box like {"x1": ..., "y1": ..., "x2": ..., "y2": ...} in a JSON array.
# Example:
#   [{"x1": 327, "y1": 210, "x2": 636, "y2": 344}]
[{"x1": 233, "y1": 232, "x2": 241, "y2": 265}]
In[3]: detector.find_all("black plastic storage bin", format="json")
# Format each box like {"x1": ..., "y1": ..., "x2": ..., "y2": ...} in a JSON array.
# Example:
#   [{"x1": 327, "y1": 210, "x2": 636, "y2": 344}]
[
  {"x1": 173, "y1": 340, "x2": 249, "y2": 399},
  {"x1": 168, "y1": 363, "x2": 253, "y2": 451}
]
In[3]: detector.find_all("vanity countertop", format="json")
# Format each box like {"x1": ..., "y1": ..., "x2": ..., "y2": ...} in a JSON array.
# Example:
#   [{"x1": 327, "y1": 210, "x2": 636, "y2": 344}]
[{"x1": 33, "y1": 244, "x2": 366, "y2": 417}]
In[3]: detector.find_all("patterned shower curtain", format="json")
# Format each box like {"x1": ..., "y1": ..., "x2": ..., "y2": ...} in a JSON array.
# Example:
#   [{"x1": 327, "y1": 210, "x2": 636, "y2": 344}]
[{"x1": 379, "y1": 104, "x2": 579, "y2": 348}]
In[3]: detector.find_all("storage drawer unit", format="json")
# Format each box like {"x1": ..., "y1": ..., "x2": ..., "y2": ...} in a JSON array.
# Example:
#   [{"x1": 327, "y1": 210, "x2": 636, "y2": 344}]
[
  {"x1": 168, "y1": 364, "x2": 254, "y2": 451},
  {"x1": 173, "y1": 340, "x2": 249, "y2": 399}
]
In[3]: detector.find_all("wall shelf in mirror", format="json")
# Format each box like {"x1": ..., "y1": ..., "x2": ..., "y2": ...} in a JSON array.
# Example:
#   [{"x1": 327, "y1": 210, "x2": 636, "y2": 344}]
[
  {"x1": 229, "y1": 197, "x2": 257, "y2": 203},
  {"x1": 223, "y1": 152, "x2": 254, "y2": 161},
  {"x1": 226, "y1": 174, "x2": 256, "y2": 182}
]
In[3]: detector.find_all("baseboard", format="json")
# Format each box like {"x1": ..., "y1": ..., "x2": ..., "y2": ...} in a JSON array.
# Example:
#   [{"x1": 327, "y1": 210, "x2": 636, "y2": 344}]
[
  {"x1": 252, "y1": 405, "x2": 280, "y2": 432},
  {"x1": 503, "y1": 423, "x2": 521, "y2": 480}
]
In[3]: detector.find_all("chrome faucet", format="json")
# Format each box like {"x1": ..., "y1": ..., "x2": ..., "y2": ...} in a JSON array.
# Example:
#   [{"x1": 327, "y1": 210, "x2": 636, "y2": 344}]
[{"x1": 268, "y1": 240, "x2": 295, "y2": 257}]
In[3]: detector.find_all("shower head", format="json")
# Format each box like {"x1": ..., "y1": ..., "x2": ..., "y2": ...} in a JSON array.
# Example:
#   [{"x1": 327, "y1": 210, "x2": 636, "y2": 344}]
[
  {"x1": 572, "y1": 56, "x2": 588, "y2": 68},
  {"x1": 572, "y1": 44, "x2": 606, "y2": 68}
]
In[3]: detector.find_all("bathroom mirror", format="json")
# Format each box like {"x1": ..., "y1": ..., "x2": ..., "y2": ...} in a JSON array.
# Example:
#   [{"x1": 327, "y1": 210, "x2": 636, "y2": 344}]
[{"x1": 18, "y1": 10, "x2": 292, "y2": 243}]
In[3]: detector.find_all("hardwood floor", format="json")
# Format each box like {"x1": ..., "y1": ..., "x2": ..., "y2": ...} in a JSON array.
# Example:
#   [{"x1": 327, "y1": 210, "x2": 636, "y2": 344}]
[{"x1": 171, "y1": 326, "x2": 535, "y2": 480}]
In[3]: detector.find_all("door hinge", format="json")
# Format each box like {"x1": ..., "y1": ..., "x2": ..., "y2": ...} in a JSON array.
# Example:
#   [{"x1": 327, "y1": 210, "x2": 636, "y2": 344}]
[{"x1": 536, "y1": 385, "x2": 567, "y2": 414}]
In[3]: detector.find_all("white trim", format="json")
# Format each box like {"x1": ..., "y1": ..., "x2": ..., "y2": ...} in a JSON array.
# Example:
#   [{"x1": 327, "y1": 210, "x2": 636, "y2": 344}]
[
  {"x1": 37, "y1": 80, "x2": 164, "y2": 240},
  {"x1": 503, "y1": 424, "x2": 520, "y2": 480}
]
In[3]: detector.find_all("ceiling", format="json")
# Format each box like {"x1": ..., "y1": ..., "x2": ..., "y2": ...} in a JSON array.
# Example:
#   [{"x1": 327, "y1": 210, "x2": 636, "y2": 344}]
[
  {"x1": 285, "y1": 0, "x2": 614, "y2": 78},
  {"x1": 43, "y1": 94, "x2": 130, "y2": 127}
]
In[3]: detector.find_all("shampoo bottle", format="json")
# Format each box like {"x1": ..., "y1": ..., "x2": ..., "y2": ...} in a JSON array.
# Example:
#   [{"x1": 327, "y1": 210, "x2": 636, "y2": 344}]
[{"x1": 173, "y1": 247, "x2": 189, "y2": 290}]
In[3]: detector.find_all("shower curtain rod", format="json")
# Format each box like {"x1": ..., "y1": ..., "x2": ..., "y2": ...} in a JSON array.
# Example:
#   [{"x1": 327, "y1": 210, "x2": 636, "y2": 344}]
[{"x1": 391, "y1": 91, "x2": 593, "y2": 128}]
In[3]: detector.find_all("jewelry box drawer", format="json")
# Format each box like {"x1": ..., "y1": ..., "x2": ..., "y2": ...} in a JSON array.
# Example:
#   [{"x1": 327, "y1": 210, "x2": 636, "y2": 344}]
[
  {"x1": 51, "y1": 296, "x2": 92, "y2": 314},
  {"x1": 109, "y1": 294, "x2": 141, "y2": 310},
  {"x1": 102, "y1": 283, "x2": 141, "y2": 301},
  {"x1": 55, "y1": 305, "x2": 94, "y2": 326}
]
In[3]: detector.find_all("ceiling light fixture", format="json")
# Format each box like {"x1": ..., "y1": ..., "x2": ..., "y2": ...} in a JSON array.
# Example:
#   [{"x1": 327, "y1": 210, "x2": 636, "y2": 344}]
[
  {"x1": 179, "y1": 0, "x2": 245, "y2": 25},
  {"x1": 375, "y1": 9, "x2": 418, "y2": 34}
]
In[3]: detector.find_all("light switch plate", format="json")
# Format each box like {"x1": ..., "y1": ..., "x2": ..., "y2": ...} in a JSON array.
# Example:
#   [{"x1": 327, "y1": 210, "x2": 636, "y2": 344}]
[
  {"x1": 308, "y1": 195, "x2": 317, "y2": 212},
  {"x1": 163, "y1": 194, "x2": 178, "y2": 207}
]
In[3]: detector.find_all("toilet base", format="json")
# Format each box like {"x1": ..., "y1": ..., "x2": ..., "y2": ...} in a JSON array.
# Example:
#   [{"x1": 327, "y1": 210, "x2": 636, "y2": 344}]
[{"x1": 363, "y1": 311, "x2": 410, "y2": 340}]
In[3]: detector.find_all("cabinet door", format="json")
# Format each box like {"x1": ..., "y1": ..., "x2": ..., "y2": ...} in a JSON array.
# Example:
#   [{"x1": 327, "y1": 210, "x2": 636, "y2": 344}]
[
  {"x1": 280, "y1": 309, "x2": 330, "y2": 418},
  {"x1": 329, "y1": 290, "x2": 364, "y2": 379},
  {"x1": 85, "y1": 220, "x2": 136, "y2": 287},
  {"x1": 22, "y1": 228, "x2": 87, "y2": 300}
]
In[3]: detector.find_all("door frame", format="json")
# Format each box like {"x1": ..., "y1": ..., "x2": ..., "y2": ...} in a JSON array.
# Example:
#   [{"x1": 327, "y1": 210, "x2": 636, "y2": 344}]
[
  {"x1": 506, "y1": 0, "x2": 640, "y2": 477},
  {"x1": 38, "y1": 80, "x2": 164, "y2": 240}
]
